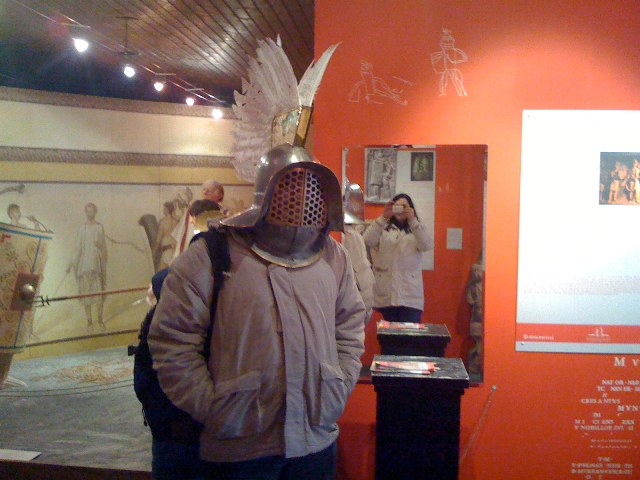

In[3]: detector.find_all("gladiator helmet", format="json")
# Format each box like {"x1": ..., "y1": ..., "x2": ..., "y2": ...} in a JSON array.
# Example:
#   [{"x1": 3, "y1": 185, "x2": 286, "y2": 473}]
[
  {"x1": 222, "y1": 143, "x2": 343, "y2": 267},
  {"x1": 343, "y1": 180, "x2": 365, "y2": 225}
]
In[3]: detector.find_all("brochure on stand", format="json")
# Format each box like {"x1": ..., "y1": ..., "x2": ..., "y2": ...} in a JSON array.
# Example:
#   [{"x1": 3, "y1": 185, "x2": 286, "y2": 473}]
[
  {"x1": 377, "y1": 320, "x2": 431, "y2": 330},
  {"x1": 371, "y1": 359, "x2": 438, "y2": 375}
]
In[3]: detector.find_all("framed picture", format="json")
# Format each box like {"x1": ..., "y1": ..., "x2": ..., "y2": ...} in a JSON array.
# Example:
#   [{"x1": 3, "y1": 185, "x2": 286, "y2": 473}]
[
  {"x1": 364, "y1": 147, "x2": 397, "y2": 203},
  {"x1": 599, "y1": 152, "x2": 640, "y2": 205},
  {"x1": 410, "y1": 151, "x2": 435, "y2": 181}
]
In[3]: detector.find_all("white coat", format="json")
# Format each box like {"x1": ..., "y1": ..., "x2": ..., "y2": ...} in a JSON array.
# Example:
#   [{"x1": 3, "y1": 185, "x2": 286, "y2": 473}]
[
  {"x1": 362, "y1": 216, "x2": 432, "y2": 311},
  {"x1": 148, "y1": 231, "x2": 366, "y2": 462},
  {"x1": 343, "y1": 226, "x2": 375, "y2": 321}
]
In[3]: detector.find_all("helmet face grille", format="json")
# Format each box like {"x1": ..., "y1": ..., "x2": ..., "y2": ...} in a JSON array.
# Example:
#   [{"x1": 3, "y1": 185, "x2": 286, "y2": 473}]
[{"x1": 267, "y1": 168, "x2": 327, "y2": 227}]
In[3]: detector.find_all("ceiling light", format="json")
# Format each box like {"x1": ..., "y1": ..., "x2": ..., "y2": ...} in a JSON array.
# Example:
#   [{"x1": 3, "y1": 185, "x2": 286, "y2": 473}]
[
  {"x1": 120, "y1": 52, "x2": 138, "y2": 77},
  {"x1": 211, "y1": 108, "x2": 223, "y2": 119},
  {"x1": 123, "y1": 64, "x2": 136, "y2": 78},
  {"x1": 73, "y1": 37, "x2": 89, "y2": 53},
  {"x1": 151, "y1": 73, "x2": 175, "y2": 93},
  {"x1": 118, "y1": 16, "x2": 138, "y2": 79},
  {"x1": 185, "y1": 88, "x2": 204, "y2": 106},
  {"x1": 70, "y1": 25, "x2": 90, "y2": 53}
]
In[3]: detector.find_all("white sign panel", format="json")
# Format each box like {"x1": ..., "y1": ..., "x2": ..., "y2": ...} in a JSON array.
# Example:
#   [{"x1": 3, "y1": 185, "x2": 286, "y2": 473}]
[{"x1": 517, "y1": 110, "x2": 640, "y2": 353}]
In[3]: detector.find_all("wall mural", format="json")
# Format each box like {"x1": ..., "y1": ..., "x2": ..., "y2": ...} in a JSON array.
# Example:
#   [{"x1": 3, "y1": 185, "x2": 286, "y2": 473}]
[
  {"x1": 348, "y1": 26, "x2": 469, "y2": 105},
  {"x1": 430, "y1": 27, "x2": 469, "y2": 97},
  {"x1": 0, "y1": 181, "x2": 251, "y2": 345},
  {"x1": 347, "y1": 60, "x2": 410, "y2": 105}
]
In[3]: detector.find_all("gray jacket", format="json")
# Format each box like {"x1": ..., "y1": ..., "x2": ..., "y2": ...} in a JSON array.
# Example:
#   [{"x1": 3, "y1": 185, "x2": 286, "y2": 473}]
[{"x1": 148, "y1": 231, "x2": 366, "y2": 462}]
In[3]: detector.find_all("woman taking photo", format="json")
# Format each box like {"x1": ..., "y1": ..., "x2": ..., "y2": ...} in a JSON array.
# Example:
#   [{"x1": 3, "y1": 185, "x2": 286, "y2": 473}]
[{"x1": 363, "y1": 193, "x2": 432, "y2": 323}]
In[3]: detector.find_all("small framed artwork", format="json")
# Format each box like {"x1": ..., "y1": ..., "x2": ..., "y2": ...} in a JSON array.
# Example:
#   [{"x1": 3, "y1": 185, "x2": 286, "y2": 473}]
[
  {"x1": 599, "y1": 152, "x2": 640, "y2": 205},
  {"x1": 410, "y1": 151, "x2": 434, "y2": 181},
  {"x1": 364, "y1": 147, "x2": 397, "y2": 203}
]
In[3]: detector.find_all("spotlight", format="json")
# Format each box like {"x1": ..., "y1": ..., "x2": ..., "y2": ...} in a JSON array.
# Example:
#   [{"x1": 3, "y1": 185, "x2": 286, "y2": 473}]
[
  {"x1": 123, "y1": 64, "x2": 136, "y2": 78},
  {"x1": 185, "y1": 88, "x2": 203, "y2": 107},
  {"x1": 70, "y1": 25, "x2": 90, "y2": 53},
  {"x1": 211, "y1": 108, "x2": 223, "y2": 120},
  {"x1": 118, "y1": 17, "x2": 138, "y2": 79},
  {"x1": 152, "y1": 73, "x2": 175, "y2": 93},
  {"x1": 73, "y1": 37, "x2": 89, "y2": 53}
]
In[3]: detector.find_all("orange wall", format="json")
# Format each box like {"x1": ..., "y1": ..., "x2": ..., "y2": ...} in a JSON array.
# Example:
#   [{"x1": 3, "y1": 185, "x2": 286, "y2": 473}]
[{"x1": 314, "y1": 1, "x2": 640, "y2": 479}]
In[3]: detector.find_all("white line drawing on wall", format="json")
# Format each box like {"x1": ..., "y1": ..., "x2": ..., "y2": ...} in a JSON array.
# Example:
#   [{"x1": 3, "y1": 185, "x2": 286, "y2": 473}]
[
  {"x1": 430, "y1": 28, "x2": 469, "y2": 96},
  {"x1": 392, "y1": 76, "x2": 415, "y2": 87},
  {"x1": 348, "y1": 60, "x2": 409, "y2": 105}
]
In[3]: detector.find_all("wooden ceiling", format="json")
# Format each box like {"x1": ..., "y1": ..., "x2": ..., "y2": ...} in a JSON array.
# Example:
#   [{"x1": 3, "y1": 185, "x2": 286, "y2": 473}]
[{"x1": 0, "y1": 0, "x2": 314, "y2": 105}]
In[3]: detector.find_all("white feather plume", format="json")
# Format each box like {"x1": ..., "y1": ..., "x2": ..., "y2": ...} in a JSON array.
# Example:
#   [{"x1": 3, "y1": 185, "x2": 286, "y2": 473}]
[
  {"x1": 232, "y1": 38, "x2": 339, "y2": 182},
  {"x1": 298, "y1": 42, "x2": 340, "y2": 108}
]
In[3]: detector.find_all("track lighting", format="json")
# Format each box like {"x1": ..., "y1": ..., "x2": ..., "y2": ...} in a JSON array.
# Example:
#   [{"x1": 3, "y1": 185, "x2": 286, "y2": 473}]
[
  {"x1": 118, "y1": 17, "x2": 138, "y2": 79},
  {"x1": 70, "y1": 25, "x2": 90, "y2": 53},
  {"x1": 17, "y1": 5, "x2": 228, "y2": 107},
  {"x1": 151, "y1": 73, "x2": 174, "y2": 93},
  {"x1": 185, "y1": 88, "x2": 203, "y2": 106}
]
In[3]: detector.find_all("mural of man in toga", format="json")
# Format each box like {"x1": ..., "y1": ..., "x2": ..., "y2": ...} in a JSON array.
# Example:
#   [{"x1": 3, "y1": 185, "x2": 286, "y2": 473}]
[{"x1": 67, "y1": 202, "x2": 107, "y2": 331}]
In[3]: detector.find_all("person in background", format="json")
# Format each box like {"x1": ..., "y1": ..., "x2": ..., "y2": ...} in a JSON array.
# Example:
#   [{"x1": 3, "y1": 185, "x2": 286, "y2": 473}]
[
  {"x1": 342, "y1": 181, "x2": 375, "y2": 323},
  {"x1": 146, "y1": 199, "x2": 222, "y2": 307},
  {"x1": 201, "y1": 179, "x2": 230, "y2": 216},
  {"x1": 148, "y1": 144, "x2": 365, "y2": 480},
  {"x1": 362, "y1": 193, "x2": 432, "y2": 323},
  {"x1": 139, "y1": 200, "x2": 222, "y2": 479},
  {"x1": 188, "y1": 199, "x2": 224, "y2": 233},
  {"x1": 137, "y1": 267, "x2": 204, "y2": 480},
  {"x1": 201, "y1": 179, "x2": 224, "y2": 202},
  {"x1": 172, "y1": 181, "x2": 228, "y2": 260}
]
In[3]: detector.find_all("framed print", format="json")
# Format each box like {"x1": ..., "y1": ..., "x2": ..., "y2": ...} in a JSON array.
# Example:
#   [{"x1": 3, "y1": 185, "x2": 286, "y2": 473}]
[
  {"x1": 410, "y1": 151, "x2": 435, "y2": 181},
  {"x1": 364, "y1": 147, "x2": 397, "y2": 203},
  {"x1": 599, "y1": 152, "x2": 640, "y2": 205}
]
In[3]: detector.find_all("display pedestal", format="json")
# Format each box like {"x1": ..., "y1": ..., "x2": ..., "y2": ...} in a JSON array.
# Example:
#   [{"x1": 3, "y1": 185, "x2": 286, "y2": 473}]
[
  {"x1": 372, "y1": 355, "x2": 469, "y2": 480},
  {"x1": 377, "y1": 323, "x2": 451, "y2": 357}
]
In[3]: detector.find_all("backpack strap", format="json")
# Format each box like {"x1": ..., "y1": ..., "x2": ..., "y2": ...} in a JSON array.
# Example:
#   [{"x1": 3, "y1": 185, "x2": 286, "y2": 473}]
[{"x1": 189, "y1": 228, "x2": 230, "y2": 359}]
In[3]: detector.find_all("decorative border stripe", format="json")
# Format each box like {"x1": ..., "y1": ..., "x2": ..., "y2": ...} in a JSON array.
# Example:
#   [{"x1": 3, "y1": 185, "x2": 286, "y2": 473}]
[{"x1": 0, "y1": 146, "x2": 233, "y2": 168}]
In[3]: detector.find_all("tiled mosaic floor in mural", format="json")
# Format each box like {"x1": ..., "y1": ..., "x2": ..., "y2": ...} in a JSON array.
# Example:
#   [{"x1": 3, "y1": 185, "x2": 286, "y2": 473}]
[{"x1": 0, "y1": 347, "x2": 152, "y2": 472}]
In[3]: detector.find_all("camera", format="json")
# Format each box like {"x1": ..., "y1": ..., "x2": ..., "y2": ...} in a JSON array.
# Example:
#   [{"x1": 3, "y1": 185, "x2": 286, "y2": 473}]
[{"x1": 392, "y1": 204, "x2": 404, "y2": 214}]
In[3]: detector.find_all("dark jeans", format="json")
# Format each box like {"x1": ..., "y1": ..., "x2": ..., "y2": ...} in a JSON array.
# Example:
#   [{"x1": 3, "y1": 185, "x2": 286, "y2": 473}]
[
  {"x1": 375, "y1": 306, "x2": 422, "y2": 323},
  {"x1": 202, "y1": 442, "x2": 337, "y2": 480},
  {"x1": 152, "y1": 438, "x2": 203, "y2": 480}
]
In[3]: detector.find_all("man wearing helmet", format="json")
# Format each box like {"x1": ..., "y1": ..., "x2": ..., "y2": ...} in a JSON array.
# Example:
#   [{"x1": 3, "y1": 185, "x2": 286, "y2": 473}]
[{"x1": 148, "y1": 144, "x2": 366, "y2": 479}]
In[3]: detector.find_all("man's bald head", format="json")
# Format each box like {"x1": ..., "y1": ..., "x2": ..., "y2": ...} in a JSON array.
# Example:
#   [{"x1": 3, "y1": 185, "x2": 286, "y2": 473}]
[{"x1": 201, "y1": 180, "x2": 224, "y2": 203}]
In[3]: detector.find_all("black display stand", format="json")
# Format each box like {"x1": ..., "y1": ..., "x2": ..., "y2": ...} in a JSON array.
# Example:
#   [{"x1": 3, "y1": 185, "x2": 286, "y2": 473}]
[
  {"x1": 377, "y1": 323, "x2": 451, "y2": 357},
  {"x1": 372, "y1": 355, "x2": 469, "y2": 480}
]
